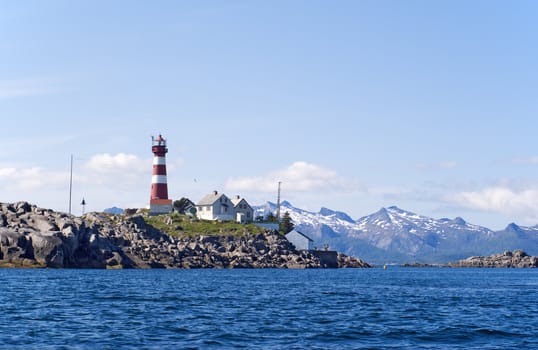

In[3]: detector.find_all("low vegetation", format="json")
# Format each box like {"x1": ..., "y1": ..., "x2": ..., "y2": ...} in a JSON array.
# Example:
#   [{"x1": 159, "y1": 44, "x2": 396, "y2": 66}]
[{"x1": 143, "y1": 213, "x2": 266, "y2": 238}]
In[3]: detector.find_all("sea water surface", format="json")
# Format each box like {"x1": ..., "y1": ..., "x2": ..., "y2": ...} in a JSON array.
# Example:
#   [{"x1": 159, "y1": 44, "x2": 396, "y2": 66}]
[{"x1": 0, "y1": 268, "x2": 537, "y2": 349}]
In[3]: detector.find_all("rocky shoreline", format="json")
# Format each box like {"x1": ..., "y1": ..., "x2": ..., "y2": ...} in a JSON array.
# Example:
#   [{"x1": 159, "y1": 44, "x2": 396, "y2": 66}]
[
  {"x1": 0, "y1": 202, "x2": 371, "y2": 269},
  {"x1": 399, "y1": 250, "x2": 538, "y2": 268},
  {"x1": 447, "y1": 250, "x2": 538, "y2": 268}
]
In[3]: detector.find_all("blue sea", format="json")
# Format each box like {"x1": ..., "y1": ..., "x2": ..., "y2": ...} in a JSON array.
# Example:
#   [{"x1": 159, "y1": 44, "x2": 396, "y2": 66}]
[{"x1": 0, "y1": 268, "x2": 537, "y2": 349}]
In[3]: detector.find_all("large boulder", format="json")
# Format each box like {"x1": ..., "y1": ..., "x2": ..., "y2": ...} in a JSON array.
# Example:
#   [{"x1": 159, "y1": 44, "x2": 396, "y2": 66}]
[
  {"x1": 30, "y1": 217, "x2": 60, "y2": 232},
  {"x1": 28, "y1": 232, "x2": 65, "y2": 268}
]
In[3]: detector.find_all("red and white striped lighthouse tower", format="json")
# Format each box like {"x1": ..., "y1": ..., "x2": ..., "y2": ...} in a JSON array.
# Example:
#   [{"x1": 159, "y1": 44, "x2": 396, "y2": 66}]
[{"x1": 149, "y1": 134, "x2": 173, "y2": 215}]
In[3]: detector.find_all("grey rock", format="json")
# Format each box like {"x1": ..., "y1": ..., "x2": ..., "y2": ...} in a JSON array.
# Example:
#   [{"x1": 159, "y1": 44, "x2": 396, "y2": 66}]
[
  {"x1": 31, "y1": 217, "x2": 59, "y2": 232},
  {"x1": 29, "y1": 232, "x2": 64, "y2": 267},
  {"x1": 337, "y1": 253, "x2": 372, "y2": 268},
  {"x1": 448, "y1": 250, "x2": 538, "y2": 268}
]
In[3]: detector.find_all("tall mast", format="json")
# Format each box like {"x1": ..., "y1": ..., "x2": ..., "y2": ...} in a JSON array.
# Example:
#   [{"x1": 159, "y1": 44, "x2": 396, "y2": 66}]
[
  {"x1": 68, "y1": 154, "x2": 73, "y2": 215},
  {"x1": 276, "y1": 181, "x2": 282, "y2": 221}
]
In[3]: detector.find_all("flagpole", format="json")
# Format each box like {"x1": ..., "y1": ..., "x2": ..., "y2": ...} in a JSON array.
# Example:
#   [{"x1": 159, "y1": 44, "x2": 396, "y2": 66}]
[{"x1": 69, "y1": 154, "x2": 73, "y2": 215}]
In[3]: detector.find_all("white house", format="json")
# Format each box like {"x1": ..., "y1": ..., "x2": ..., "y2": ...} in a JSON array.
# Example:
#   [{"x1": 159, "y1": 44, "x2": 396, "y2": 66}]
[
  {"x1": 285, "y1": 229, "x2": 314, "y2": 251},
  {"x1": 196, "y1": 191, "x2": 253, "y2": 223},
  {"x1": 196, "y1": 191, "x2": 234, "y2": 221},
  {"x1": 231, "y1": 195, "x2": 254, "y2": 224}
]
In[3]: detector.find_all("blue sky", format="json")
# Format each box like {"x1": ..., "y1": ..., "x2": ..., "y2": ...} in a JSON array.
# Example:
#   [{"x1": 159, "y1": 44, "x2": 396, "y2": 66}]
[{"x1": 1, "y1": 0, "x2": 538, "y2": 229}]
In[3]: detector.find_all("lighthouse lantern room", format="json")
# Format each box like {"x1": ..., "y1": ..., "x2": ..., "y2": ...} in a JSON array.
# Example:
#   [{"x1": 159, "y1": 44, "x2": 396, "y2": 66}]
[{"x1": 149, "y1": 134, "x2": 173, "y2": 215}]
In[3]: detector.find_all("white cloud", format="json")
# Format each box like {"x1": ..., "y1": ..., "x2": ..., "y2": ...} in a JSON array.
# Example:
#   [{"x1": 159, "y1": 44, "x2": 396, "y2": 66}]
[
  {"x1": 447, "y1": 185, "x2": 538, "y2": 223},
  {"x1": 0, "y1": 79, "x2": 62, "y2": 99},
  {"x1": 0, "y1": 168, "x2": 17, "y2": 177},
  {"x1": 511, "y1": 156, "x2": 538, "y2": 165},
  {"x1": 225, "y1": 161, "x2": 361, "y2": 193},
  {"x1": 0, "y1": 153, "x2": 156, "y2": 212},
  {"x1": 0, "y1": 166, "x2": 66, "y2": 191},
  {"x1": 76, "y1": 153, "x2": 154, "y2": 192},
  {"x1": 84, "y1": 153, "x2": 150, "y2": 174}
]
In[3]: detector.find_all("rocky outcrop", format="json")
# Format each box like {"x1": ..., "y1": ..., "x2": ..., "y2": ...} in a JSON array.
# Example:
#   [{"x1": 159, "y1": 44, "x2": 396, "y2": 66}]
[
  {"x1": 0, "y1": 202, "x2": 132, "y2": 268},
  {"x1": 0, "y1": 202, "x2": 371, "y2": 269},
  {"x1": 337, "y1": 253, "x2": 371, "y2": 268},
  {"x1": 447, "y1": 250, "x2": 538, "y2": 268}
]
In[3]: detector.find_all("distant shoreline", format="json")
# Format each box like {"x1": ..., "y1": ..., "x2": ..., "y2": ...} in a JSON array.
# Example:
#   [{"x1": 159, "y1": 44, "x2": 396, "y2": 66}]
[{"x1": 399, "y1": 250, "x2": 538, "y2": 268}]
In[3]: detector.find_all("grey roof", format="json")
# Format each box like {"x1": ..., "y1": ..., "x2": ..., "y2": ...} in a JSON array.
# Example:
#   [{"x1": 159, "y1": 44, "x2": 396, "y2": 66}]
[
  {"x1": 231, "y1": 197, "x2": 252, "y2": 208},
  {"x1": 196, "y1": 192, "x2": 227, "y2": 206},
  {"x1": 286, "y1": 229, "x2": 314, "y2": 242}
]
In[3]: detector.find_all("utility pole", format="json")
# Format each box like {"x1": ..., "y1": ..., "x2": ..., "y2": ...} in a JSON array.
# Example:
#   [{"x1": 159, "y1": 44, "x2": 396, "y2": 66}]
[
  {"x1": 276, "y1": 181, "x2": 282, "y2": 221},
  {"x1": 68, "y1": 154, "x2": 73, "y2": 215}
]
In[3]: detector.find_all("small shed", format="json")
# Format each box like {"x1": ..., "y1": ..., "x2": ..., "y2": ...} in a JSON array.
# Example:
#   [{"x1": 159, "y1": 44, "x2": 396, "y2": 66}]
[{"x1": 285, "y1": 229, "x2": 314, "y2": 251}]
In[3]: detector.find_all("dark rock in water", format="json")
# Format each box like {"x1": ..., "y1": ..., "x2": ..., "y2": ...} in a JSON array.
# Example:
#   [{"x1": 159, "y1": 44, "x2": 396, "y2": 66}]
[
  {"x1": 401, "y1": 262, "x2": 440, "y2": 267},
  {"x1": 337, "y1": 253, "x2": 371, "y2": 268},
  {"x1": 447, "y1": 250, "x2": 538, "y2": 268},
  {"x1": 0, "y1": 201, "x2": 372, "y2": 269}
]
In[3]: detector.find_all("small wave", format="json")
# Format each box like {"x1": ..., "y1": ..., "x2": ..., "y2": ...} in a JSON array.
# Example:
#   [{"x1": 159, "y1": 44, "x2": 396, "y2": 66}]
[{"x1": 474, "y1": 328, "x2": 522, "y2": 337}]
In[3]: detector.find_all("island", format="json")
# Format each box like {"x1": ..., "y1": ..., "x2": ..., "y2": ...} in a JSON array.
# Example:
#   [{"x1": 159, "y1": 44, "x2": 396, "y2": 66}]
[
  {"x1": 0, "y1": 201, "x2": 371, "y2": 269},
  {"x1": 447, "y1": 250, "x2": 538, "y2": 268}
]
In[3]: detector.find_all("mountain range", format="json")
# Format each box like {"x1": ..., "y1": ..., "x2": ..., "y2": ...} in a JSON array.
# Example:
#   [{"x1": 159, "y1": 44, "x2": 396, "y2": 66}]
[{"x1": 253, "y1": 201, "x2": 538, "y2": 264}]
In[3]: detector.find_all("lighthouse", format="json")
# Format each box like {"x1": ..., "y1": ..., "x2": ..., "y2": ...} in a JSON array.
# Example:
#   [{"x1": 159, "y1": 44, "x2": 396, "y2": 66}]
[{"x1": 149, "y1": 134, "x2": 173, "y2": 215}]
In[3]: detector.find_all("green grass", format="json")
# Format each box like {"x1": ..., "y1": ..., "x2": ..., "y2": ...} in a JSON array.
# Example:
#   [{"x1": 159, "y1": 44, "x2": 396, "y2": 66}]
[{"x1": 143, "y1": 213, "x2": 266, "y2": 238}]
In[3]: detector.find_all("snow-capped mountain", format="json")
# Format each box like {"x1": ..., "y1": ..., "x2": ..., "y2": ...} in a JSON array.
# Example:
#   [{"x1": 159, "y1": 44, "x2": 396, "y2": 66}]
[{"x1": 253, "y1": 201, "x2": 538, "y2": 264}]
